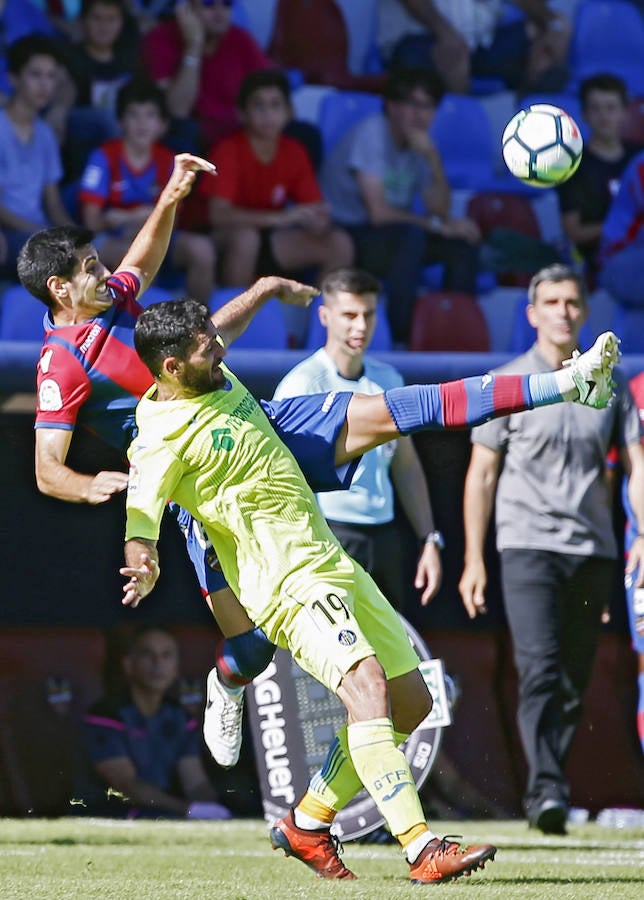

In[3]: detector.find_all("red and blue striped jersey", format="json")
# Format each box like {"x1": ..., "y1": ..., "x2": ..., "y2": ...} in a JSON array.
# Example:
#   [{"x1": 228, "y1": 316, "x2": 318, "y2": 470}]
[
  {"x1": 35, "y1": 272, "x2": 153, "y2": 453},
  {"x1": 79, "y1": 139, "x2": 174, "y2": 211}
]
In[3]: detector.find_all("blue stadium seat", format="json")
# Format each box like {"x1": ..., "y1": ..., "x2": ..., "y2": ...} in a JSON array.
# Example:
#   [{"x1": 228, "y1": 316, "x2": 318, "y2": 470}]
[
  {"x1": 136, "y1": 285, "x2": 176, "y2": 308},
  {"x1": 304, "y1": 295, "x2": 392, "y2": 351},
  {"x1": 569, "y1": 0, "x2": 644, "y2": 95},
  {"x1": 210, "y1": 288, "x2": 289, "y2": 349},
  {"x1": 430, "y1": 94, "x2": 500, "y2": 191},
  {"x1": 611, "y1": 305, "x2": 644, "y2": 354},
  {"x1": 317, "y1": 89, "x2": 382, "y2": 152},
  {"x1": 0, "y1": 284, "x2": 46, "y2": 341}
]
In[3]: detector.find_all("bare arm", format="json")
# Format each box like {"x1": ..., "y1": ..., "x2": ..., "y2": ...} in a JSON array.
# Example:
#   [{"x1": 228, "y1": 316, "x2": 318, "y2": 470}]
[
  {"x1": 560, "y1": 210, "x2": 603, "y2": 248},
  {"x1": 212, "y1": 275, "x2": 318, "y2": 346},
  {"x1": 458, "y1": 443, "x2": 502, "y2": 619},
  {"x1": 43, "y1": 183, "x2": 75, "y2": 227},
  {"x1": 208, "y1": 195, "x2": 329, "y2": 231},
  {"x1": 121, "y1": 538, "x2": 160, "y2": 607},
  {"x1": 162, "y1": 1, "x2": 205, "y2": 118},
  {"x1": 357, "y1": 171, "x2": 432, "y2": 228},
  {"x1": 81, "y1": 202, "x2": 154, "y2": 234},
  {"x1": 177, "y1": 756, "x2": 219, "y2": 803},
  {"x1": 94, "y1": 756, "x2": 190, "y2": 816},
  {"x1": 390, "y1": 436, "x2": 442, "y2": 605},
  {"x1": 623, "y1": 441, "x2": 644, "y2": 587},
  {"x1": 35, "y1": 427, "x2": 128, "y2": 503},
  {"x1": 118, "y1": 153, "x2": 216, "y2": 293}
]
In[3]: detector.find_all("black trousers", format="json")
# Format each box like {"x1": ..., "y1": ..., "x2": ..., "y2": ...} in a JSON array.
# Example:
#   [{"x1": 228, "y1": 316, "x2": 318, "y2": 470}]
[
  {"x1": 326, "y1": 518, "x2": 412, "y2": 613},
  {"x1": 500, "y1": 548, "x2": 614, "y2": 818}
]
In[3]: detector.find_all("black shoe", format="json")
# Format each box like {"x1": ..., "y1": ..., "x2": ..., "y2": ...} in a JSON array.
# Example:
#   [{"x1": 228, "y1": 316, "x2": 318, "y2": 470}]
[{"x1": 529, "y1": 798, "x2": 567, "y2": 835}]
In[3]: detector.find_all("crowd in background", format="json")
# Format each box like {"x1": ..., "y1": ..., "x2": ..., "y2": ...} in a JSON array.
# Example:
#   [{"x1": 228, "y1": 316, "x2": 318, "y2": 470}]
[{"x1": 2, "y1": 0, "x2": 644, "y2": 349}]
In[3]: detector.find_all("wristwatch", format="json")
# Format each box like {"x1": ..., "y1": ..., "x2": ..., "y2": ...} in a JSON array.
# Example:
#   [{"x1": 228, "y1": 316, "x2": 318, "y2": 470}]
[{"x1": 423, "y1": 530, "x2": 445, "y2": 550}]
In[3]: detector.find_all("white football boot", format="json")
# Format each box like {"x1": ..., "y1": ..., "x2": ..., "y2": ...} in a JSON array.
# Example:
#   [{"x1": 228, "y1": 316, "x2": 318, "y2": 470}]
[
  {"x1": 563, "y1": 331, "x2": 621, "y2": 409},
  {"x1": 203, "y1": 667, "x2": 244, "y2": 768}
]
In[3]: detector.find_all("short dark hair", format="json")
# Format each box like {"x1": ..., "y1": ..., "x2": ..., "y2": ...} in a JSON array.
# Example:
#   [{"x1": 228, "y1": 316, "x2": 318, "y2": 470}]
[
  {"x1": 527, "y1": 264, "x2": 588, "y2": 306},
  {"x1": 116, "y1": 78, "x2": 167, "y2": 120},
  {"x1": 384, "y1": 67, "x2": 445, "y2": 105},
  {"x1": 124, "y1": 624, "x2": 177, "y2": 657},
  {"x1": 321, "y1": 268, "x2": 382, "y2": 299},
  {"x1": 7, "y1": 35, "x2": 62, "y2": 74},
  {"x1": 81, "y1": 0, "x2": 127, "y2": 17},
  {"x1": 17, "y1": 226, "x2": 95, "y2": 307},
  {"x1": 134, "y1": 298, "x2": 212, "y2": 377},
  {"x1": 580, "y1": 73, "x2": 628, "y2": 108},
  {"x1": 237, "y1": 68, "x2": 291, "y2": 111}
]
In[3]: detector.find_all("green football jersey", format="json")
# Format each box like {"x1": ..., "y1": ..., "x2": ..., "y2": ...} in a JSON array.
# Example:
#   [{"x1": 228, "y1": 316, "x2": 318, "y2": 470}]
[{"x1": 126, "y1": 364, "x2": 356, "y2": 632}]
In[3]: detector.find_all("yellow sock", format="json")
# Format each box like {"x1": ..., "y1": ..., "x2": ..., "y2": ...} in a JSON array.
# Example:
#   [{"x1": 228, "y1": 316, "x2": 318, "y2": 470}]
[
  {"x1": 347, "y1": 717, "x2": 425, "y2": 838},
  {"x1": 297, "y1": 791, "x2": 336, "y2": 825},
  {"x1": 398, "y1": 822, "x2": 432, "y2": 849},
  {"x1": 307, "y1": 724, "x2": 412, "y2": 812}
]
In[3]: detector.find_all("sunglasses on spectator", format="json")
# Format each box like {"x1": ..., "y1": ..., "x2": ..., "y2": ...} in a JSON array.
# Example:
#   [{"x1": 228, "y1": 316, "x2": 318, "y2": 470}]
[{"x1": 199, "y1": 0, "x2": 234, "y2": 8}]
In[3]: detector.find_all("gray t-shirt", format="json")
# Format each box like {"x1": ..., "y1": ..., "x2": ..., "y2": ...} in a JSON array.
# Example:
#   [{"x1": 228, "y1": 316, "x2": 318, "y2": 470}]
[
  {"x1": 471, "y1": 344, "x2": 641, "y2": 558},
  {"x1": 320, "y1": 113, "x2": 431, "y2": 225}
]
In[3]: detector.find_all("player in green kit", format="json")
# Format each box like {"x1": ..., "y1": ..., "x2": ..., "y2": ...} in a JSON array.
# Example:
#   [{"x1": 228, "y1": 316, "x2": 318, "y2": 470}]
[{"x1": 121, "y1": 299, "x2": 618, "y2": 884}]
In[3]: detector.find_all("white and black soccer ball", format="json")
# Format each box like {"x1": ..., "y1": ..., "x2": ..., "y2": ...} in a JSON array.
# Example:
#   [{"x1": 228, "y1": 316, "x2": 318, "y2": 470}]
[{"x1": 502, "y1": 103, "x2": 583, "y2": 188}]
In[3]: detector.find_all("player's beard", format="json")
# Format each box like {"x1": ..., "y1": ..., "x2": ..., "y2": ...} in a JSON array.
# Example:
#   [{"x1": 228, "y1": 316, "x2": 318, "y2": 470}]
[{"x1": 182, "y1": 362, "x2": 226, "y2": 396}]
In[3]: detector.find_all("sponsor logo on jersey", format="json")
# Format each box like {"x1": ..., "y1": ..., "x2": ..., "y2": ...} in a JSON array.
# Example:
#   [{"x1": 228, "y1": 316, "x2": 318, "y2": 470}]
[
  {"x1": 481, "y1": 374, "x2": 493, "y2": 390},
  {"x1": 337, "y1": 629, "x2": 357, "y2": 646},
  {"x1": 321, "y1": 391, "x2": 337, "y2": 413},
  {"x1": 80, "y1": 323, "x2": 102, "y2": 354},
  {"x1": 39, "y1": 379, "x2": 63, "y2": 411}
]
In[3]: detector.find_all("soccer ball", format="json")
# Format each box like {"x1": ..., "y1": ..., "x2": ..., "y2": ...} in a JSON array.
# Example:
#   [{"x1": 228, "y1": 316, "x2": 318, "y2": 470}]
[{"x1": 502, "y1": 104, "x2": 583, "y2": 188}]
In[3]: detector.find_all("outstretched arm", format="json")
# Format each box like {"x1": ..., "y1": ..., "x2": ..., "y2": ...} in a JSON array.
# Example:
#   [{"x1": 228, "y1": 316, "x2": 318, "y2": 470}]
[
  {"x1": 35, "y1": 427, "x2": 127, "y2": 503},
  {"x1": 212, "y1": 276, "x2": 318, "y2": 347},
  {"x1": 119, "y1": 153, "x2": 216, "y2": 294},
  {"x1": 121, "y1": 539, "x2": 160, "y2": 607}
]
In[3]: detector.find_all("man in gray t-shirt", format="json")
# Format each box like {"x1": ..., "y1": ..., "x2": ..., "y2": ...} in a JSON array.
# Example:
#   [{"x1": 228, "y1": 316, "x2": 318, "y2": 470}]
[
  {"x1": 319, "y1": 67, "x2": 480, "y2": 346},
  {"x1": 459, "y1": 264, "x2": 644, "y2": 834}
]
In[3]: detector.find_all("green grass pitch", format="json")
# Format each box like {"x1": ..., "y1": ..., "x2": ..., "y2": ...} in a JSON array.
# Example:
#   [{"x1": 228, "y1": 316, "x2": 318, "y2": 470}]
[{"x1": 0, "y1": 818, "x2": 642, "y2": 899}]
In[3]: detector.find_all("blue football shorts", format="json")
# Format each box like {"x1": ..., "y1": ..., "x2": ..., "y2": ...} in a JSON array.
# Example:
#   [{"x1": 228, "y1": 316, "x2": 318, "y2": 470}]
[{"x1": 170, "y1": 390, "x2": 359, "y2": 595}]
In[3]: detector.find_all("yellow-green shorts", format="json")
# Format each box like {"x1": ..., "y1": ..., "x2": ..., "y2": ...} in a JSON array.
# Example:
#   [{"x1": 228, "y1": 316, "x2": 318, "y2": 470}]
[{"x1": 265, "y1": 552, "x2": 420, "y2": 694}]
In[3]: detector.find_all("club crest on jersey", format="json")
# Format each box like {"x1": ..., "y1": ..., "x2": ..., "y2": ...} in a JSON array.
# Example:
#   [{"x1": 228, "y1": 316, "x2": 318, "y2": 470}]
[
  {"x1": 338, "y1": 629, "x2": 357, "y2": 647},
  {"x1": 39, "y1": 379, "x2": 63, "y2": 411}
]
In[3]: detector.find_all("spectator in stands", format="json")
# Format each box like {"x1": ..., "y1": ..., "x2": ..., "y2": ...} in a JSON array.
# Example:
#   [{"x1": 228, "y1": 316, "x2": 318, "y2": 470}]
[
  {"x1": 81, "y1": 624, "x2": 233, "y2": 818},
  {"x1": 622, "y1": 371, "x2": 644, "y2": 755},
  {"x1": 59, "y1": 0, "x2": 143, "y2": 181},
  {"x1": 79, "y1": 78, "x2": 215, "y2": 305},
  {"x1": 203, "y1": 69, "x2": 354, "y2": 345},
  {"x1": 598, "y1": 150, "x2": 644, "y2": 310},
  {"x1": 142, "y1": 0, "x2": 270, "y2": 151},
  {"x1": 0, "y1": 35, "x2": 74, "y2": 279},
  {"x1": 320, "y1": 67, "x2": 480, "y2": 346},
  {"x1": 0, "y1": 0, "x2": 58, "y2": 101},
  {"x1": 458, "y1": 263, "x2": 644, "y2": 834},
  {"x1": 378, "y1": 0, "x2": 571, "y2": 95},
  {"x1": 557, "y1": 74, "x2": 641, "y2": 285},
  {"x1": 274, "y1": 267, "x2": 442, "y2": 612}
]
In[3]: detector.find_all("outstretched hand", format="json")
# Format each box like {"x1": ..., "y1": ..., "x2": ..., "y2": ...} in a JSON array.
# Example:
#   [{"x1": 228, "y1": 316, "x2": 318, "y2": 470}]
[
  {"x1": 164, "y1": 153, "x2": 217, "y2": 203},
  {"x1": 264, "y1": 276, "x2": 319, "y2": 308},
  {"x1": 120, "y1": 553, "x2": 159, "y2": 608}
]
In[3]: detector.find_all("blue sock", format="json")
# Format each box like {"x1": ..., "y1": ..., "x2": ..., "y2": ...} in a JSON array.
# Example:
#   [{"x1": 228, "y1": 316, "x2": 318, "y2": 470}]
[{"x1": 217, "y1": 627, "x2": 276, "y2": 686}]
